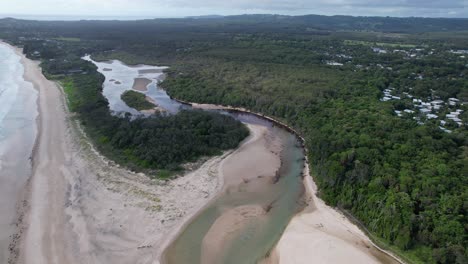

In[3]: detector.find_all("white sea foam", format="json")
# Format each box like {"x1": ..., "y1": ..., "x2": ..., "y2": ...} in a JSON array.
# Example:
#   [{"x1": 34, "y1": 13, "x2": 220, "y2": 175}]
[
  {"x1": 0, "y1": 45, "x2": 21, "y2": 137},
  {"x1": 0, "y1": 43, "x2": 38, "y2": 262}
]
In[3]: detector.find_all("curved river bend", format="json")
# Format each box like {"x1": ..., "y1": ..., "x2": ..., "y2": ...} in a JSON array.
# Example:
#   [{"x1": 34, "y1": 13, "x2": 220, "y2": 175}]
[
  {"x1": 163, "y1": 113, "x2": 305, "y2": 264},
  {"x1": 86, "y1": 57, "x2": 306, "y2": 264},
  {"x1": 87, "y1": 56, "x2": 404, "y2": 264}
]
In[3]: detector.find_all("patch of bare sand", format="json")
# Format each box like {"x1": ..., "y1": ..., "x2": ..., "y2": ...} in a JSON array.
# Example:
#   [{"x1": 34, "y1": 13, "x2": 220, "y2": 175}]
[
  {"x1": 132, "y1": 77, "x2": 152, "y2": 91},
  {"x1": 274, "y1": 164, "x2": 403, "y2": 264},
  {"x1": 201, "y1": 205, "x2": 267, "y2": 264},
  {"x1": 139, "y1": 96, "x2": 167, "y2": 115},
  {"x1": 221, "y1": 124, "x2": 282, "y2": 189}
]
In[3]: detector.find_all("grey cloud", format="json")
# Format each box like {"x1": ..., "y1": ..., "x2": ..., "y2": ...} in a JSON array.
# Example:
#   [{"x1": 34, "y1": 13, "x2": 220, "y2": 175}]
[
  {"x1": 158, "y1": 0, "x2": 467, "y2": 10},
  {"x1": 154, "y1": 0, "x2": 468, "y2": 17}
]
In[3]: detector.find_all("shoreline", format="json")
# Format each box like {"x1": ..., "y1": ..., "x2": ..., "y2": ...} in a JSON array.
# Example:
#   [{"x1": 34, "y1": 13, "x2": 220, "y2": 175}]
[
  {"x1": 13, "y1": 42, "x2": 74, "y2": 264},
  {"x1": 0, "y1": 41, "x2": 41, "y2": 264}
]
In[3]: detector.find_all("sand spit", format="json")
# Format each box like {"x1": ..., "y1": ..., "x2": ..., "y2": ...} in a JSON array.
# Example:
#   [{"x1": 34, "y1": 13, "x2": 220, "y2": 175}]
[
  {"x1": 132, "y1": 77, "x2": 152, "y2": 91},
  {"x1": 11, "y1": 45, "x2": 246, "y2": 264}
]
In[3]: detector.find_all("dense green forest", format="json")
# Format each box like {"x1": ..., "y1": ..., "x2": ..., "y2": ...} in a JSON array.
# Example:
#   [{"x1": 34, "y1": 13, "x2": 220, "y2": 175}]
[
  {"x1": 59, "y1": 68, "x2": 248, "y2": 174},
  {"x1": 158, "y1": 35, "x2": 468, "y2": 263},
  {"x1": 120, "y1": 90, "x2": 155, "y2": 111},
  {"x1": 0, "y1": 15, "x2": 466, "y2": 263}
]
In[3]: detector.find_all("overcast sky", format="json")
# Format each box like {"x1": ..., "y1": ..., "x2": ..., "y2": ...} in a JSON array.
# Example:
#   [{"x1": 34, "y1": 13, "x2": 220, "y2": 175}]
[{"x1": 1, "y1": 0, "x2": 467, "y2": 19}]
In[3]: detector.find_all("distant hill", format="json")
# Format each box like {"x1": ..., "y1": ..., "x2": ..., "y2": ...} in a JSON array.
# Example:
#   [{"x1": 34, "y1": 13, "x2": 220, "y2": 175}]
[
  {"x1": 1, "y1": 14, "x2": 468, "y2": 35},
  {"x1": 185, "y1": 15, "x2": 224, "y2": 19}
]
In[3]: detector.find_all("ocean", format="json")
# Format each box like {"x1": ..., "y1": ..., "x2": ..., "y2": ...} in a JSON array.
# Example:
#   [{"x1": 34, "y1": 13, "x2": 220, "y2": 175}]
[{"x1": 0, "y1": 43, "x2": 38, "y2": 262}]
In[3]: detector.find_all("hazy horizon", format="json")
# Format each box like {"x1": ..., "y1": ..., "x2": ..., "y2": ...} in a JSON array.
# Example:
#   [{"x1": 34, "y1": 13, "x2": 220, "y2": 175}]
[
  {"x1": 2, "y1": 12, "x2": 468, "y2": 21},
  {"x1": 1, "y1": 0, "x2": 467, "y2": 20}
]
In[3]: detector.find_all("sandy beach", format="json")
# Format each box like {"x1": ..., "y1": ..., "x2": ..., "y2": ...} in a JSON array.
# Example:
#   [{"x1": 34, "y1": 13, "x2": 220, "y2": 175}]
[{"x1": 274, "y1": 163, "x2": 404, "y2": 264}]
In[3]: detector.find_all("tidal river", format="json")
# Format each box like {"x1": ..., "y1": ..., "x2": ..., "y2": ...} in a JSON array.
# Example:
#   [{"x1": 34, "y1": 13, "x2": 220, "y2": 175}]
[
  {"x1": 86, "y1": 56, "x2": 306, "y2": 264},
  {"x1": 0, "y1": 44, "x2": 38, "y2": 262},
  {"x1": 162, "y1": 113, "x2": 306, "y2": 264}
]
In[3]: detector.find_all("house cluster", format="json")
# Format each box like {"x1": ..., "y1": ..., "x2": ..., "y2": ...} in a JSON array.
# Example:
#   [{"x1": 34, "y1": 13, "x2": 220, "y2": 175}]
[
  {"x1": 450, "y1": 50, "x2": 468, "y2": 55},
  {"x1": 373, "y1": 46, "x2": 429, "y2": 60},
  {"x1": 380, "y1": 87, "x2": 401, "y2": 102},
  {"x1": 413, "y1": 98, "x2": 464, "y2": 131},
  {"x1": 325, "y1": 61, "x2": 344, "y2": 66},
  {"x1": 381, "y1": 88, "x2": 465, "y2": 132},
  {"x1": 372, "y1": 47, "x2": 387, "y2": 54}
]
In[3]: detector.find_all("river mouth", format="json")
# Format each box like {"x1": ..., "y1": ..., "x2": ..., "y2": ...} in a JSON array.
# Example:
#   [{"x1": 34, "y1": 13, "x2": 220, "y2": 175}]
[{"x1": 85, "y1": 56, "x2": 307, "y2": 264}]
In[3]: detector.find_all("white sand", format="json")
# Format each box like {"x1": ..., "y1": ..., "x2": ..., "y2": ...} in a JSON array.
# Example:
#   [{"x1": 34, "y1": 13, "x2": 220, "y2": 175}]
[
  {"x1": 274, "y1": 164, "x2": 404, "y2": 264},
  {"x1": 221, "y1": 123, "x2": 281, "y2": 189}
]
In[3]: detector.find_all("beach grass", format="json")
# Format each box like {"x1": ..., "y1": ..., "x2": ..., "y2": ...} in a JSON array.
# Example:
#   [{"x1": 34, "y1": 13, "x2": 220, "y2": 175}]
[{"x1": 59, "y1": 78, "x2": 81, "y2": 112}]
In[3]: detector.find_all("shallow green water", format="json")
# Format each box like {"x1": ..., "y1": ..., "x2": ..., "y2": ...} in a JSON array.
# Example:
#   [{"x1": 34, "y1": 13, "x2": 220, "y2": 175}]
[{"x1": 163, "y1": 114, "x2": 305, "y2": 264}]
